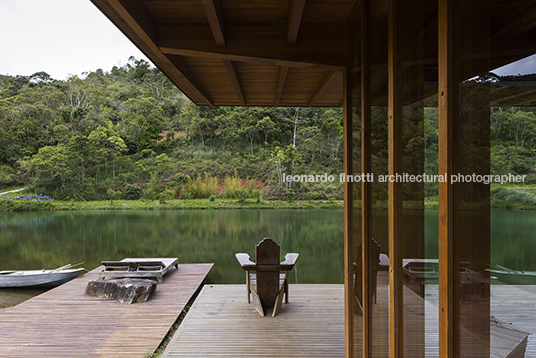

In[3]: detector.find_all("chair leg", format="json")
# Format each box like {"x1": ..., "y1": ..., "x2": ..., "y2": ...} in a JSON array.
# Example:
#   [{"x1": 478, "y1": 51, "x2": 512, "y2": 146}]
[
  {"x1": 246, "y1": 272, "x2": 250, "y2": 303},
  {"x1": 285, "y1": 279, "x2": 289, "y2": 303},
  {"x1": 273, "y1": 284, "x2": 285, "y2": 317}
]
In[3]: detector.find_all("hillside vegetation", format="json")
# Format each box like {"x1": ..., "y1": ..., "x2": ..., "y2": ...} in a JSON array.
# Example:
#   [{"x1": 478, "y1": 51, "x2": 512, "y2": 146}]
[
  {"x1": 1, "y1": 59, "x2": 535, "y2": 209},
  {"x1": 0, "y1": 57, "x2": 343, "y2": 202}
]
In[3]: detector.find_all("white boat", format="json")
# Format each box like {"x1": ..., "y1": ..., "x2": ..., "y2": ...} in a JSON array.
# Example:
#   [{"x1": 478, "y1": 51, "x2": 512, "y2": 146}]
[
  {"x1": 487, "y1": 264, "x2": 536, "y2": 285},
  {"x1": 0, "y1": 264, "x2": 85, "y2": 288}
]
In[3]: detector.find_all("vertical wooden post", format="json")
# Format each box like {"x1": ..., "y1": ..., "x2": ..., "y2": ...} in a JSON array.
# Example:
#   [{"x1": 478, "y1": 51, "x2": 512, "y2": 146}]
[
  {"x1": 343, "y1": 67, "x2": 354, "y2": 358},
  {"x1": 438, "y1": 0, "x2": 459, "y2": 357},
  {"x1": 361, "y1": 0, "x2": 372, "y2": 356},
  {"x1": 388, "y1": 0, "x2": 404, "y2": 356}
]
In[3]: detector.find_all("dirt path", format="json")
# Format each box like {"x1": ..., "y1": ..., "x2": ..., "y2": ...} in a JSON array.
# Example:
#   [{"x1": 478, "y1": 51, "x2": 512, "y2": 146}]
[{"x1": 0, "y1": 188, "x2": 26, "y2": 196}]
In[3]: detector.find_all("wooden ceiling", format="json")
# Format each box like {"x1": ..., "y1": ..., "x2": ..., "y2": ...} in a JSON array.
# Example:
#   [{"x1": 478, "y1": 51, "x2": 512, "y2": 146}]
[
  {"x1": 90, "y1": 0, "x2": 362, "y2": 107},
  {"x1": 91, "y1": 0, "x2": 536, "y2": 108}
]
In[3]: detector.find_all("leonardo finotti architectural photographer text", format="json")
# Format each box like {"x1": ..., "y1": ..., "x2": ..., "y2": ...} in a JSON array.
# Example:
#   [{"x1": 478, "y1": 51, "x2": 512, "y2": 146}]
[{"x1": 282, "y1": 173, "x2": 526, "y2": 185}]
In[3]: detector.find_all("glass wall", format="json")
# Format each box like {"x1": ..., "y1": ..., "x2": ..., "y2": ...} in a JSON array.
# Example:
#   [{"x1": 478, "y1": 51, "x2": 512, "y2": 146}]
[{"x1": 346, "y1": 0, "x2": 536, "y2": 356}]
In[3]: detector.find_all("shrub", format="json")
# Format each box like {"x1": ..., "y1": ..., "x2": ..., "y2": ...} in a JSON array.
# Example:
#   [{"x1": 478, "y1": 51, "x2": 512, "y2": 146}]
[
  {"x1": 252, "y1": 189, "x2": 263, "y2": 202},
  {"x1": 0, "y1": 194, "x2": 54, "y2": 211},
  {"x1": 143, "y1": 173, "x2": 163, "y2": 200},
  {"x1": 223, "y1": 176, "x2": 242, "y2": 198},
  {"x1": 107, "y1": 189, "x2": 122, "y2": 204},
  {"x1": 124, "y1": 183, "x2": 142, "y2": 200},
  {"x1": 209, "y1": 194, "x2": 216, "y2": 202},
  {"x1": 284, "y1": 188, "x2": 295, "y2": 201},
  {"x1": 185, "y1": 173, "x2": 218, "y2": 198}
]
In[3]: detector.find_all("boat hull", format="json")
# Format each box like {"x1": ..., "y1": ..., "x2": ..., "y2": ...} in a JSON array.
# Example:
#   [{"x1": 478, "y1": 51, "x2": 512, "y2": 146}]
[
  {"x1": 488, "y1": 269, "x2": 536, "y2": 285},
  {"x1": 0, "y1": 268, "x2": 84, "y2": 288}
]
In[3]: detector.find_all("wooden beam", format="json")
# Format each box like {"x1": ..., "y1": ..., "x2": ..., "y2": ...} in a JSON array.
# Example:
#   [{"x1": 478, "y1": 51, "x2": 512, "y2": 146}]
[
  {"x1": 388, "y1": 0, "x2": 404, "y2": 356},
  {"x1": 492, "y1": 3, "x2": 536, "y2": 41},
  {"x1": 438, "y1": 0, "x2": 459, "y2": 356},
  {"x1": 343, "y1": 67, "x2": 354, "y2": 358},
  {"x1": 168, "y1": 55, "x2": 214, "y2": 107},
  {"x1": 161, "y1": 47, "x2": 344, "y2": 73},
  {"x1": 275, "y1": 66, "x2": 289, "y2": 106},
  {"x1": 307, "y1": 71, "x2": 337, "y2": 106},
  {"x1": 223, "y1": 60, "x2": 246, "y2": 106},
  {"x1": 347, "y1": 0, "x2": 362, "y2": 24},
  {"x1": 201, "y1": 0, "x2": 226, "y2": 46},
  {"x1": 158, "y1": 23, "x2": 350, "y2": 70},
  {"x1": 361, "y1": 0, "x2": 372, "y2": 357},
  {"x1": 287, "y1": 0, "x2": 307, "y2": 46},
  {"x1": 90, "y1": 0, "x2": 213, "y2": 106}
]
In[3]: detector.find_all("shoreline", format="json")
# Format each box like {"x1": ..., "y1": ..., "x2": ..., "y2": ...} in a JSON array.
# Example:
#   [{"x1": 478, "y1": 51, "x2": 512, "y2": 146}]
[
  {"x1": 2, "y1": 198, "x2": 534, "y2": 211},
  {"x1": 40, "y1": 199, "x2": 344, "y2": 211}
]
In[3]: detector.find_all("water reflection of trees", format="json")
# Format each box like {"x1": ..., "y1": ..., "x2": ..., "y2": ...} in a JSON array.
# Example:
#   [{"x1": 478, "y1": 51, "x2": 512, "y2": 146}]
[{"x1": 0, "y1": 210, "x2": 344, "y2": 284}]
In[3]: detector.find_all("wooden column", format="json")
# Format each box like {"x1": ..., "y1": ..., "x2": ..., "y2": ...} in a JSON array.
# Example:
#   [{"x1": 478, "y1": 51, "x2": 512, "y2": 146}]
[
  {"x1": 388, "y1": 0, "x2": 404, "y2": 356},
  {"x1": 438, "y1": 0, "x2": 459, "y2": 356},
  {"x1": 361, "y1": 0, "x2": 372, "y2": 356},
  {"x1": 343, "y1": 67, "x2": 354, "y2": 358}
]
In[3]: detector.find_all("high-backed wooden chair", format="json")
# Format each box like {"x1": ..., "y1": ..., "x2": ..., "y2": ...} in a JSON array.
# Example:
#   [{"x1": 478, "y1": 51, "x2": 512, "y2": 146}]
[
  {"x1": 235, "y1": 238, "x2": 299, "y2": 317},
  {"x1": 353, "y1": 238, "x2": 382, "y2": 315}
]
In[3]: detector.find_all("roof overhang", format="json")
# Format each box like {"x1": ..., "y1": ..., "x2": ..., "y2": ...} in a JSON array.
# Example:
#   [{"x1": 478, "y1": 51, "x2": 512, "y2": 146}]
[
  {"x1": 91, "y1": 0, "x2": 536, "y2": 107},
  {"x1": 90, "y1": 0, "x2": 364, "y2": 107}
]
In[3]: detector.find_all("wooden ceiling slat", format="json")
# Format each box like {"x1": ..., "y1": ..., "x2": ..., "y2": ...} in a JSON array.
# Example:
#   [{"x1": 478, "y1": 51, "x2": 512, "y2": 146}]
[
  {"x1": 93, "y1": 0, "x2": 536, "y2": 107},
  {"x1": 307, "y1": 71, "x2": 338, "y2": 106},
  {"x1": 287, "y1": 0, "x2": 307, "y2": 46},
  {"x1": 201, "y1": 0, "x2": 226, "y2": 46},
  {"x1": 143, "y1": 1, "x2": 207, "y2": 23},
  {"x1": 347, "y1": 0, "x2": 363, "y2": 24},
  {"x1": 275, "y1": 66, "x2": 290, "y2": 106},
  {"x1": 235, "y1": 63, "x2": 280, "y2": 105},
  {"x1": 160, "y1": 47, "x2": 345, "y2": 73},
  {"x1": 277, "y1": 67, "x2": 326, "y2": 106},
  {"x1": 168, "y1": 55, "x2": 214, "y2": 106},
  {"x1": 91, "y1": 0, "x2": 214, "y2": 105},
  {"x1": 492, "y1": 3, "x2": 536, "y2": 41},
  {"x1": 158, "y1": 23, "x2": 350, "y2": 69},
  {"x1": 223, "y1": 60, "x2": 246, "y2": 106}
]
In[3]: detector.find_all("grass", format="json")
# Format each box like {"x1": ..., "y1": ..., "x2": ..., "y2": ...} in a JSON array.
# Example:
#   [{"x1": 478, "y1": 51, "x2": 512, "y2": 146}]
[
  {"x1": 4, "y1": 184, "x2": 536, "y2": 211},
  {"x1": 424, "y1": 184, "x2": 536, "y2": 210},
  {"x1": 39, "y1": 198, "x2": 344, "y2": 211}
]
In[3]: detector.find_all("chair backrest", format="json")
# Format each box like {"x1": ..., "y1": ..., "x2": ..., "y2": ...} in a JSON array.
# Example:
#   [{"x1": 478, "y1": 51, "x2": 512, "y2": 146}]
[{"x1": 255, "y1": 237, "x2": 280, "y2": 308}]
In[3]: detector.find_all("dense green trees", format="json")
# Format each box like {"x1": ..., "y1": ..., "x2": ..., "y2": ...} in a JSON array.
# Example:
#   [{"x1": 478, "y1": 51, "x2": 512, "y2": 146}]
[
  {"x1": 1, "y1": 61, "x2": 534, "y2": 201},
  {"x1": 0, "y1": 58, "x2": 345, "y2": 200}
]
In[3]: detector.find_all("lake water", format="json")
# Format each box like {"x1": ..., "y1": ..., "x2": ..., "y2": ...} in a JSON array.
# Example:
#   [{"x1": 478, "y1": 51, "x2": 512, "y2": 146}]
[{"x1": 1, "y1": 208, "x2": 535, "y2": 308}]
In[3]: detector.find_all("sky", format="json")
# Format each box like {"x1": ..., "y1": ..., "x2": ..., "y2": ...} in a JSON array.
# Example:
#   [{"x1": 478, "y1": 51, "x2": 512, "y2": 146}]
[{"x1": 0, "y1": 0, "x2": 149, "y2": 81}]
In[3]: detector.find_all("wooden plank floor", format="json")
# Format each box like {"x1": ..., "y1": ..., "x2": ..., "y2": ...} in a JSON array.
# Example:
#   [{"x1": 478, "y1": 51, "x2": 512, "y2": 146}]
[
  {"x1": 490, "y1": 284, "x2": 536, "y2": 357},
  {"x1": 0, "y1": 263, "x2": 213, "y2": 358},
  {"x1": 425, "y1": 284, "x2": 536, "y2": 357},
  {"x1": 162, "y1": 284, "x2": 345, "y2": 358},
  {"x1": 165, "y1": 279, "x2": 536, "y2": 358}
]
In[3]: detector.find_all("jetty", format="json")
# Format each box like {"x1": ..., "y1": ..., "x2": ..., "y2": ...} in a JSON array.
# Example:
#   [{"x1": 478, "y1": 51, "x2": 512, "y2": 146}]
[{"x1": 0, "y1": 263, "x2": 212, "y2": 357}]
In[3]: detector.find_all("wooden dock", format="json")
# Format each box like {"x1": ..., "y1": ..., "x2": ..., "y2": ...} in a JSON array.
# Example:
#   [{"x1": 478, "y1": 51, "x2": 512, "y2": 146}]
[
  {"x1": 162, "y1": 284, "x2": 345, "y2": 357},
  {"x1": 163, "y1": 278, "x2": 536, "y2": 358},
  {"x1": 0, "y1": 263, "x2": 213, "y2": 358}
]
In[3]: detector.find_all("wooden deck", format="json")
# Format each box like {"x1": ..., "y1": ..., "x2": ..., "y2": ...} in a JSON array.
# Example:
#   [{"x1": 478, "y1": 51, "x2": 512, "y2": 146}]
[
  {"x1": 163, "y1": 278, "x2": 536, "y2": 358},
  {"x1": 424, "y1": 283, "x2": 536, "y2": 357},
  {"x1": 490, "y1": 284, "x2": 536, "y2": 357},
  {"x1": 0, "y1": 263, "x2": 213, "y2": 358},
  {"x1": 162, "y1": 284, "x2": 345, "y2": 357}
]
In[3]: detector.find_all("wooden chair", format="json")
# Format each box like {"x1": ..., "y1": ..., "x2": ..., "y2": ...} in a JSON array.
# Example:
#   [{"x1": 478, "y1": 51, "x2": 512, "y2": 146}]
[
  {"x1": 353, "y1": 238, "x2": 382, "y2": 315},
  {"x1": 235, "y1": 238, "x2": 299, "y2": 317}
]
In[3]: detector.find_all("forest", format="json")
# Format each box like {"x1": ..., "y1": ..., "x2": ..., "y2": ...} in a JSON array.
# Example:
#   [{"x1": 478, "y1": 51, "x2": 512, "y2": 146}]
[
  {"x1": 1, "y1": 57, "x2": 535, "y2": 205},
  {"x1": 0, "y1": 57, "x2": 344, "y2": 202}
]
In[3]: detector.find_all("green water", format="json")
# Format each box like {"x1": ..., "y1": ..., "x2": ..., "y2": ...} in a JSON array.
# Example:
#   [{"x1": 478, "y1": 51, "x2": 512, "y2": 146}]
[
  {"x1": 1, "y1": 208, "x2": 535, "y2": 308},
  {"x1": 0, "y1": 209, "x2": 344, "y2": 286}
]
